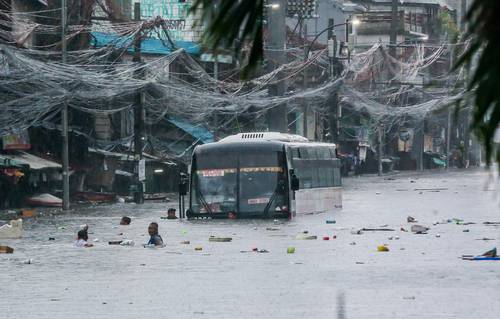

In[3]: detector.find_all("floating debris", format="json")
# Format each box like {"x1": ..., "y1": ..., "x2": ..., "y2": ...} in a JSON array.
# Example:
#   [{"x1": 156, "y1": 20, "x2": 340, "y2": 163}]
[
  {"x1": 411, "y1": 225, "x2": 429, "y2": 234},
  {"x1": 326, "y1": 220, "x2": 336, "y2": 224},
  {"x1": 287, "y1": 247, "x2": 295, "y2": 254},
  {"x1": 209, "y1": 236, "x2": 232, "y2": 242},
  {"x1": 0, "y1": 245, "x2": 14, "y2": 254},
  {"x1": 108, "y1": 241, "x2": 122, "y2": 245},
  {"x1": 362, "y1": 228, "x2": 395, "y2": 232},
  {"x1": 266, "y1": 227, "x2": 280, "y2": 231},
  {"x1": 295, "y1": 234, "x2": 317, "y2": 240},
  {"x1": 482, "y1": 247, "x2": 497, "y2": 257},
  {"x1": 377, "y1": 245, "x2": 389, "y2": 252},
  {"x1": 407, "y1": 216, "x2": 417, "y2": 223},
  {"x1": 180, "y1": 240, "x2": 190, "y2": 245},
  {"x1": 120, "y1": 240, "x2": 134, "y2": 246},
  {"x1": 194, "y1": 246, "x2": 203, "y2": 251},
  {"x1": 462, "y1": 248, "x2": 498, "y2": 261}
]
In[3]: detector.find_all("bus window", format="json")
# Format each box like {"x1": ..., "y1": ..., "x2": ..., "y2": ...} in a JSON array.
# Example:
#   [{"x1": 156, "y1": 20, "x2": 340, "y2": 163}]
[
  {"x1": 239, "y1": 152, "x2": 288, "y2": 215},
  {"x1": 326, "y1": 167, "x2": 334, "y2": 186},
  {"x1": 298, "y1": 166, "x2": 313, "y2": 189},
  {"x1": 318, "y1": 147, "x2": 330, "y2": 159},
  {"x1": 317, "y1": 167, "x2": 328, "y2": 187},
  {"x1": 329, "y1": 147, "x2": 337, "y2": 158},
  {"x1": 299, "y1": 147, "x2": 310, "y2": 159}
]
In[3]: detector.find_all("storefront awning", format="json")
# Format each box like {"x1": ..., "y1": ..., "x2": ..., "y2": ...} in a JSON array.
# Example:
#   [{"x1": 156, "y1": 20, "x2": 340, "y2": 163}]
[
  {"x1": 0, "y1": 156, "x2": 24, "y2": 168},
  {"x1": 0, "y1": 151, "x2": 61, "y2": 170}
]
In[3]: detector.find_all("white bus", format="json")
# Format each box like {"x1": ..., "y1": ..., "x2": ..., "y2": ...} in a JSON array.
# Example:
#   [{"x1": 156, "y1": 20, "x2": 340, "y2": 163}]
[{"x1": 184, "y1": 132, "x2": 342, "y2": 219}]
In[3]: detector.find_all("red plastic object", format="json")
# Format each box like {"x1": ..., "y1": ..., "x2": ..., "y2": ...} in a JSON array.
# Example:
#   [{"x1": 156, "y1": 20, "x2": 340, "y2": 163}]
[
  {"x1": 332, "y1": 235, "x2": 337, "y2": 239},
  {"x1": 323, "y1": 236, "x2": 330, "y2": 240}
]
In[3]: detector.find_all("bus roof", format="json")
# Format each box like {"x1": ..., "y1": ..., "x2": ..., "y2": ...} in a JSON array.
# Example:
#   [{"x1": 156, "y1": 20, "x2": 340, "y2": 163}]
[
  {"x1": 219, "y1": 132, "x2": 308, "y2": 143},
  {"x1": 194, "y1": 132, "x2": 336, "y2": 155},
  {"x1": 218, "y1": 132, "x2": 336, "y2": 148}
]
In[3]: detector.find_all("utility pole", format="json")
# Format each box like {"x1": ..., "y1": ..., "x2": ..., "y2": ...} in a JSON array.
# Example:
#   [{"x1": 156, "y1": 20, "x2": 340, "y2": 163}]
[
  {"x1": 61, "y1": 0, "x2": 70, "y2": 210},
  {"x1": 418, "y1": 119, "x2": 425, "y2": 171},
  {"x1": 446, "y1": 108, "x2": 452, "y2": 170},
  {"x1": 133, "y1": 3, "x2": 144, "y2": 204},
  {"x1": 213, "y1": 56, "x2": 219, "y2": 140},
  {"x1": 378, "y1": 125, "x2": 383, "y2": 176},
  {"x1": 266, "y1": 0, "x2": 287, "y2": 133},
  {"x1": 327, "y1": 18, "x2": 339, "y2": 144},
  {"x1": 389, "y1": 0, "x2": 398, "y2": 58},
  {"x1": 302, "y1": 23, "x2": 308, "y2": 139}
]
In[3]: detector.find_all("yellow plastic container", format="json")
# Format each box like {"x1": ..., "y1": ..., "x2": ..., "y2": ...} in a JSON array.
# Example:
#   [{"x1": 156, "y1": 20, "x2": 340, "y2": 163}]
[{"x1": 377, "y1": 245, "x2": 389, "y2": 252}]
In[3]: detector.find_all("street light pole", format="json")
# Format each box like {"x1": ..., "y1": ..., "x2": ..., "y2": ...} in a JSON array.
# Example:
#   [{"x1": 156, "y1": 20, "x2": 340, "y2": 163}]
[
  {"x1": 61, "y1": 0, "x2": 70, "y2": 211},
  {"x1": 266, "y1": 0, "x2": 287, "y2": 133},
  {"x1": 133, "y1": 2, "x2": 144, "y2": 204}
]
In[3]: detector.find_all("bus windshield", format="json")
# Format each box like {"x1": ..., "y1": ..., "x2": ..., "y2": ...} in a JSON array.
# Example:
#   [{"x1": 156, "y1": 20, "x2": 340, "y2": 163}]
[
  {"x1": 239, "y1": 153, "x2": 287, "y2": 215},
  {"x1": 190, "y1": 149, "x2": 288, "y2": 216}
]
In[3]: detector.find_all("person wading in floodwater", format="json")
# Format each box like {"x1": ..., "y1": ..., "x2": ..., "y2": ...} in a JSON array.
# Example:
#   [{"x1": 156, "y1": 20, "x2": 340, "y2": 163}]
[
  {"x1": 120, "y1": 216, "x2": 131, "y2": 225},
  {"x1": 166, "y1": 208, "x2": 177, "y2": 219},
  {"x1": 146, "y1": 222, "x2": 164, "y2": 246},
  {"x1": 74, "y1": 230, "x2": 93, "y2": 248}
]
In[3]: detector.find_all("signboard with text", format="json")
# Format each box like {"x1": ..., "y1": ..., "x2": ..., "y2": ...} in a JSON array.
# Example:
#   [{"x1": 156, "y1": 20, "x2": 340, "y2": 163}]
[
  {"x1": 2, "y1": 130, "x2": 31, "y2": 150},
  {"x1": 140, "y1": 0, "x2": 201, "y2": 41}
]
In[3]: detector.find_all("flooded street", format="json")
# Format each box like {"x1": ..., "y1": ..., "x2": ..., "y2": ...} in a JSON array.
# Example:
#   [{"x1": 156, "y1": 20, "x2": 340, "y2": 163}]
[{"x1": 1, "y1": 169, "x2": 499, "y2": 319}]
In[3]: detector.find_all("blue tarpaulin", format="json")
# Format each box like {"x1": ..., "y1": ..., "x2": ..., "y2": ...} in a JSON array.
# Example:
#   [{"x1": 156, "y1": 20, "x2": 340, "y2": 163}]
[
  {"x1": 90, "y1": 32, "x2": 200, "y2": 55},
  {"x1": 167, "y1": 118, "x2": 214, "y2": 144}
]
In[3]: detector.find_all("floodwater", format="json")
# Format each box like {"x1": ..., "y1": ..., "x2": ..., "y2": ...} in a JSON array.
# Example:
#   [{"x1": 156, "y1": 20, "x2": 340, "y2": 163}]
[{"x1": 1, "y1": 168, "x2": 499, "y2": 319}]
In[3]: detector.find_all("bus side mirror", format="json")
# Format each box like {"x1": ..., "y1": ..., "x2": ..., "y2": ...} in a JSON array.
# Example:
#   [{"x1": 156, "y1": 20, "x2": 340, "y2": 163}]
[
  {"x1": 291, "y1": 174, "x2": 299, "y2": 191},
  {"x1": 179, "y1": 173, "x2": 188, "y2": 196}
]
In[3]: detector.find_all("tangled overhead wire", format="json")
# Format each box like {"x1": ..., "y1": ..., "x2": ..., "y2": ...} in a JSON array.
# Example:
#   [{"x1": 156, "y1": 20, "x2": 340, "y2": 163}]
[{"x1": 0, "y1": 4, "x2": 468, "y2": 156}]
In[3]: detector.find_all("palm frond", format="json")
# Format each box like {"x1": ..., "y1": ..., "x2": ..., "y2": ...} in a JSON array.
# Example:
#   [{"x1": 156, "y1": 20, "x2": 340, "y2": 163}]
[
  {"x1": 190, "y1": 0, "x2": 263, "y2": 79},
  {"x1": 456, "y1": 0, "x2": 500, "y2": 165}
]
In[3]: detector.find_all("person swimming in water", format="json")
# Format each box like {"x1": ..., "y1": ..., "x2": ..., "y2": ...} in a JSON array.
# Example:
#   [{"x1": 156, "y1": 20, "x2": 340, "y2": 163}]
[
  {"x1": 74, "y1": 229, "x2": 93, "y2": 247},
  {"x1": 146, "y1": 222, "x2": 163, "y2": 246},
  {"x1": 120, "y1": 216, "x2": 131, "y2": 225}
]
